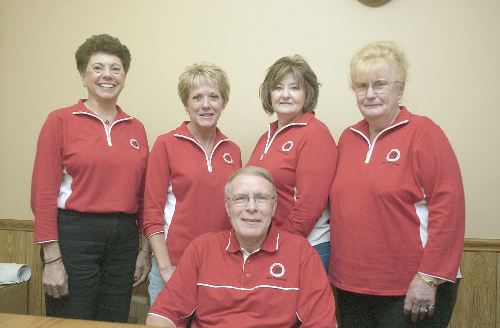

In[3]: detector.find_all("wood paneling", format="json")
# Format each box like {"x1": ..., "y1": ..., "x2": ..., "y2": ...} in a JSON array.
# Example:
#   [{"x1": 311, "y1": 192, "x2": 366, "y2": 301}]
[
  {"x1": 464, "y1": 238, "x2": 500, "y2": 252},
  {"x1": 0, "y1": 230, "x2": 26, "y2": 264},
  {"x1": 133, "y1": 278, "x2": 149, "y2": 299},
  {"x1": 1, "y1": 219, "x2": 500, "y2": 326},
  {"x1": 449, "y1": 252, "x2": 497, "y2": 328},
  {"x1": 25, "y1": 232, "x2": 43, "y2": 316},
  {"x1": 0, "y1": 223, "x2": 44, "y2": 316},
  {"x1": 497, "y1": 255, "x2": 500, "y2": 328},
  {"x1": 0, "y1": 220, "x2": 34, "y2": 232}
]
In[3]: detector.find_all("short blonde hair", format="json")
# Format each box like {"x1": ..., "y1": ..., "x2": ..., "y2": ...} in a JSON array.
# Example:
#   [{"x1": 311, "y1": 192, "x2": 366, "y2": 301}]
[
  {"x1": 350, "y1": 41, "x2": 409, "y2": 87},
  {"x1": 178, "y1": 63, "x2": 230, "y2": 108},
  {"x1": 260, "y1": 55, "x2": 321, "y2": 115}
]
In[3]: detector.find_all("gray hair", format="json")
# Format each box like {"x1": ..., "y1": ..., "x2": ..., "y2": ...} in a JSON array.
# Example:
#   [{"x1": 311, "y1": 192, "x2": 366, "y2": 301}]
[{"x1": 224, "y1": 167, "x2": 277, "y2": 198}]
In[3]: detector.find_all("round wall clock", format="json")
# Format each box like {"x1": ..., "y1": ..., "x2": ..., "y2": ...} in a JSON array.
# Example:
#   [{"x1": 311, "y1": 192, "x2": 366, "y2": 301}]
[{"x1": 358, "y1": 0, "x2": 391, "y2": 7}]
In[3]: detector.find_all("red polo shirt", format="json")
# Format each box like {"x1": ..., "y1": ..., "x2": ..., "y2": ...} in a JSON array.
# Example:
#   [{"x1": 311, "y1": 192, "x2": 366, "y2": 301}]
[{"x1": 149, "y1": 224, "x2": 337, "y2": 327}]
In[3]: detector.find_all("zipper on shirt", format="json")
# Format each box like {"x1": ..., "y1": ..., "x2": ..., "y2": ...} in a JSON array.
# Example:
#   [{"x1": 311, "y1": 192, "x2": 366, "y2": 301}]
[
  {"x1": 73, "y1": 111, "x2": 133, "y2": 146},
  {"x1": 174, "y1": 134, "x2": 229, "y2": 172},
  {"x1": 350, "y1": 120, "x2": 408, "y2": 163},
  {"x1": 260, "y1": 121, "x2": 307, "y2": 160}
]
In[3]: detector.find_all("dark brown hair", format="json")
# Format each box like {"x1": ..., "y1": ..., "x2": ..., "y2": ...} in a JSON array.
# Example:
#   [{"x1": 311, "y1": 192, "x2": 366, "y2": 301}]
[{"x1": 75, "y1": 34, "x2": 131, "y2": 73}]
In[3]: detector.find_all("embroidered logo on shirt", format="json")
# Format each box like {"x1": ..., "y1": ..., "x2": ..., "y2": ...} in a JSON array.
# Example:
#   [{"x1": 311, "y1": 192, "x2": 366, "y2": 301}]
[
  {"x1": 386, "y1": 149, "x2": 400, "y2": 162},
  {"x1": 281, "y1": 141, "x2": 293, "y2": 152},
  {"x1": 270, "y1": 263, "x2": 285, "y2": 277},
  {"x1": 130, "y1": 139, "x2": 140, "y2": 150},
  {"x1": 223, "y1": 153, "x2": 233, "y2": 164},
  {"x1": 383, "y1": 149, "x2": 401, "y2": 166}
]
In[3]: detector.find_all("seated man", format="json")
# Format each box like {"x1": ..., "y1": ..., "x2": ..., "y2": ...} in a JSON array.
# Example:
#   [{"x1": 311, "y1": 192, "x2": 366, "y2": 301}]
[{"x1": 146, "y1": 166, "x2": 337, "y2": 328}]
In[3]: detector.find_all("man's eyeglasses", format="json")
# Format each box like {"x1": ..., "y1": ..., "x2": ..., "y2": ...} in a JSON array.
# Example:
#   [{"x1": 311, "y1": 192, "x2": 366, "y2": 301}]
[
  {"x1": 226, "y1": 194, "x2": 276, "y2": 207},
  {"x1": 352, "y1": 79, "x2": 402, "y2": 95}
]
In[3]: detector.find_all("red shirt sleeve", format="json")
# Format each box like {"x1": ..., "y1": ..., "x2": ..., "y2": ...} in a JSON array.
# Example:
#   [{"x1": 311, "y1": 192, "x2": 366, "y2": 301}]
[
  {"x1": 136, "y1": 124, "x2": 149, "y2": 234},
  {"x1": 296, "y1": 240, "x2": 337, "y2": 327},
  {"x1": 142, "y1": 136, "x2": 171, "y2": 238},
  {"x1": 31, "y1": 112, "x2": 64, "y2": 243},
  {"x1": 415, "y1": 126, "x2": 465, "y2": 281},
  {"x1": 283, "y1": 126, "x2": 338, "y2": 237},
  {"x1": 148, "y1": 234, "x2": 201, "y2": 326}
]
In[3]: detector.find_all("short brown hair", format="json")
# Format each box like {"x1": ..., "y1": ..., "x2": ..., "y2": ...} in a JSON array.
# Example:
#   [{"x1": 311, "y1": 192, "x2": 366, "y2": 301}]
[
  {"x1": 259, "y1": 55, "x2": 321, "y2": 115},
  {"x1": 178, "y1": 63, "x2": 230, "y2": 108},
  {"x1": 75, "y1": 34, "x2": 131, "y2": 73}
]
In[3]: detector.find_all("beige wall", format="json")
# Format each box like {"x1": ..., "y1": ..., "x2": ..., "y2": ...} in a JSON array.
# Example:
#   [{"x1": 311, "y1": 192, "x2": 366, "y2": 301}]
[{"x1": 1, "y1": 0, "x2": 499, "y2": 238}]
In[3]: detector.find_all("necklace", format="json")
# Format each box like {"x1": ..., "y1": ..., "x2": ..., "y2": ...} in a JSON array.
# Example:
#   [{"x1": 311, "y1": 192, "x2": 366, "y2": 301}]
[{"x1": 86, "y1": 104, "x2": 118, "y2": 124}]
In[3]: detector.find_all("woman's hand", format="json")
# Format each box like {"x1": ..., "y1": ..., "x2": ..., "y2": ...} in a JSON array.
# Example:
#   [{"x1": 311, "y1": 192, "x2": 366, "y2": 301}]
[
  {"x1": 41, "y1": 241, "x2": 68, "y2": 298},
  {"x1": 403, "y1": 274, "x2": 437, "y2": 322},
  {"x1": 159, "y1": 265, "x2": 175, "y2": 284},
  {"x1": 42, "y1": 259, "x2": 69, "y2": 298},
  {"x1": 148, "y1": 233, "x2": 175, "y2": 284},
  {"x1": 134, "y1": 235, "x2": 152, "y2": 287},
  {"x1": 133, "y1": 249, "x2": 152, "y2": 287}
]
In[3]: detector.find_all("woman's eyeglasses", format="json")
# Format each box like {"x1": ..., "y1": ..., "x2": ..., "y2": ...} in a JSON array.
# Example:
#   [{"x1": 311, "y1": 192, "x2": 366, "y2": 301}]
[{"x1": 352, "y1": 79, "x2": 402, "y2": 95}]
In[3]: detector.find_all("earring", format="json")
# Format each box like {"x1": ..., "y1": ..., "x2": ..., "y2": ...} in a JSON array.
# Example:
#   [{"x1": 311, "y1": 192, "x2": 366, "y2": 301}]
[{"x1": 398, "y1": 99, "x2": 402, "y2": 105}]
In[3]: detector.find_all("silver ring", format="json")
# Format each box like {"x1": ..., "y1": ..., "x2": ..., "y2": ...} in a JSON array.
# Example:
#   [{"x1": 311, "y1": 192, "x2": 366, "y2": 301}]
[{"x1": 428, "y1": 304, "x2": 435, "y2": 311}]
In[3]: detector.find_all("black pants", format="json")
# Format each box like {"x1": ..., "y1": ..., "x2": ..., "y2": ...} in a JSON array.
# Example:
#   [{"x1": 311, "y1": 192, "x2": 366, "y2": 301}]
[
  {"x1": 336, "y1": 281, "x2": 460, "y2": 328},
  {"x1": 44, "y1": 209, "x2": 139, "y2": 322}
]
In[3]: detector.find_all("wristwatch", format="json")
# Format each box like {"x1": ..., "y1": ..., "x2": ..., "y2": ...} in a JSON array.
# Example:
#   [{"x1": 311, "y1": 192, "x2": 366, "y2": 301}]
[{"x1": 417, "y1": 272, "x2": 437, "y2": 287}]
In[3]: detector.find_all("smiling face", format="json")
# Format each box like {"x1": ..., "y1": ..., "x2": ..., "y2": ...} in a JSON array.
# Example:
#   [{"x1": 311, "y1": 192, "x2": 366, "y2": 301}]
[
  {"x1": 185, "y1": 84, "x2": 223, "y2": 134},
  {"x1": 80, "y1": 52, "x2": 126, "y2": 105},
  {"x1": 355, "y1": 60, "x2": 405, "y2": 128},
  {"x1": 271, "y1": 72, "x2": 306, "y2": 128},
  {"x1": 225, "y1": 173, "x2": 277, "y2": 252}
]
